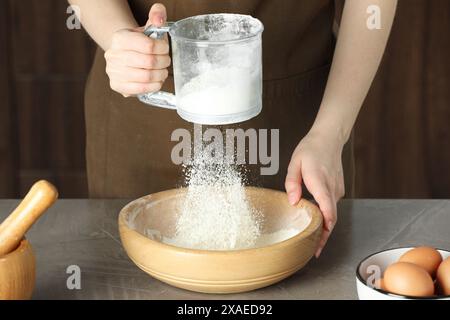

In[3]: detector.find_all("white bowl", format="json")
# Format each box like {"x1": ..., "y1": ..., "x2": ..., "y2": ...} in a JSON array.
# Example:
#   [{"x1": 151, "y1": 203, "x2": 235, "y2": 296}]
[{"x1": 356, "y1": 247, "x2": 450, "y2": 300}]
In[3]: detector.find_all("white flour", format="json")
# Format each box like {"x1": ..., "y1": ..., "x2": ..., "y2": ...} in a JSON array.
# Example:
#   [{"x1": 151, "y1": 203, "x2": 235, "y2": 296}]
[
  {"x1": 167, "y1": 147, "x2": 262, "y2": 250},
  {"x1": 150, "y1": 146, "x2": 306, "y2": 250},
  {"x1": 254, "y1": 228, "x2": 302, "y2": 247},
  {"x1": 177, "y1": 66, "x2": 260, "y2": 116}
]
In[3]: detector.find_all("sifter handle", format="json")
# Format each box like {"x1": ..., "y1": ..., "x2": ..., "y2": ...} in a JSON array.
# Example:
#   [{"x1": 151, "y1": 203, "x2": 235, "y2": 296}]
[{"x1": 137, "y1": 23, "x2": 177, "y2": 110}]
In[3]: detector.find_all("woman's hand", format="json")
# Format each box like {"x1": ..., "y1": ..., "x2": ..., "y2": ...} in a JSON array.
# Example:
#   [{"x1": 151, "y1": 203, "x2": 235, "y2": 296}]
[
  {"x1": 104, "y1": 3, "x2": 170, "y2": 97},
  {"x1": 282, "y1": 0, "x2": 396, "y2": 259},
  {"x1": 285, "y1": 130, "x2": 346, "y2": 258}
]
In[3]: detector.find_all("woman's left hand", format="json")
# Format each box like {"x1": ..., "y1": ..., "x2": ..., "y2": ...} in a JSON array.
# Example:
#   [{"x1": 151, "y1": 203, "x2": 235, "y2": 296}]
[{"x1": 285, "y1": 130, "x2": 346, "y2": 258}]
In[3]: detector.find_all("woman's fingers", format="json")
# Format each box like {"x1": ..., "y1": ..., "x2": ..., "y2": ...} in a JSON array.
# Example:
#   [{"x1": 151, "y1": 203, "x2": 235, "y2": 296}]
[
  {"x1": 105, "y1": 11, "x2": 171, "y2": 97},
  {"x1": 285, "y1": 156, "x2": 302, "y2": 206},
  {"x1": 111, "y1": 30, "x2": 169, "y2": 55},
  {"x1": 105, "y1": 49, "x2": 170, "y2": 95},
  {"x1": 106, "y1": 65, "x2": 168, "y2": 83},
  {"x1": 147, "y1": 3, "x2": 167, "y2": 27},
  {"x1": 303, "y1": 171, "x2": 337, "y2": 258},
  {"x1": 315, "y1": 228, "x2": 332, "y2": 258},
  {"x1": 106, "y1": 50, "x2": 171, "y2": 70},
  {"x1": 109, "y1": 81, "x2": 163, "y2": 97}
]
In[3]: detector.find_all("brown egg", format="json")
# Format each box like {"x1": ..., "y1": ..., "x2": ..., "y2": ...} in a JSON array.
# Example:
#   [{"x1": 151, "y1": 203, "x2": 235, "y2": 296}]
[
  {"x1": 436, "y1": 257, "x2": 450, "y2": 295},
  {"x1": 399, "y1": 246, "x2": 443, "y2": 277},
  {"x1": 384, "y1": 262, "x2": 435, "y2": 297}
]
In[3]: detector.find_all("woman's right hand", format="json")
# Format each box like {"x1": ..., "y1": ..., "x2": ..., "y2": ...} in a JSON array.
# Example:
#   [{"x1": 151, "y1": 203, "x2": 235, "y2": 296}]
[{"x1": 104, "y1": 3, "x2": 170, "y2": 97}]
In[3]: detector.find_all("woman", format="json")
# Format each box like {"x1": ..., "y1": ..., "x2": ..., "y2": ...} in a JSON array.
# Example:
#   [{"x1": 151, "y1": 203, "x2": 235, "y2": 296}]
[{"x1": 70, "y1": 0, "x2": 397, "y2": 257}]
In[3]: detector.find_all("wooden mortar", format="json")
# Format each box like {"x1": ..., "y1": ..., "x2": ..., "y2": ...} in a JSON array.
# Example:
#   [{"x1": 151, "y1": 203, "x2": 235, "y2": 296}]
[
  {"x1": 0, "y1": 180, "x2": 58, "y2": 299},
  {"x1": 0, "y1": 239, "x2": 35, "y2": 299}
]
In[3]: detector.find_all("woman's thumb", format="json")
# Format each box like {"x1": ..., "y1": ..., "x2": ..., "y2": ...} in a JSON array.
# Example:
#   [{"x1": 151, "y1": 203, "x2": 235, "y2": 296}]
[{"x1": 146, "y1": 3, "x2": 167, "y2": 27}]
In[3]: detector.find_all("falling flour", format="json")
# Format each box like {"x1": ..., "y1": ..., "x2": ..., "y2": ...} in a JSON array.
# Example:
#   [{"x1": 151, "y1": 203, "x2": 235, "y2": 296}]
[
  {"x1": 165, "y1": 147, "x2": 262, "y2": 250},
  {"x1": 151, "y1": 146, "x2": 306, "y2": 251}
]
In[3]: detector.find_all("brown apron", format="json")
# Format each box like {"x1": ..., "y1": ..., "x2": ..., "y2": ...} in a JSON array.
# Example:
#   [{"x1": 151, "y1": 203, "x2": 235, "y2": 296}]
[{"x1": 85, "y1": 0, "x2": 355, "y2": 198}]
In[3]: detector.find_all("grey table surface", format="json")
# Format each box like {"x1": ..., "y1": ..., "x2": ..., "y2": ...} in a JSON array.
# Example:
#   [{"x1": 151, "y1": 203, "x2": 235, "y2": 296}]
[{"x1": 0, "y1": 199, "x2": 449, "y2": 300}]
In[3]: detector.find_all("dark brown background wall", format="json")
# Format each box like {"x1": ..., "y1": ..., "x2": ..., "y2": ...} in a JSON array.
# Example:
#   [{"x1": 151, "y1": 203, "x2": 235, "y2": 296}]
[{"x1": 0, "y1": 0, "x2": 449, "y2": 198}]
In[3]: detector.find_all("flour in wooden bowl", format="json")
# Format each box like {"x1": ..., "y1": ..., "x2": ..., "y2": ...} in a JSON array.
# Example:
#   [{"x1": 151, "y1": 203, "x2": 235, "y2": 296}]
[
  {"x1": 166, "y1": 147, "x2": 262, "y2": 250},
  {"x1": 140, "y1": 141, "x2": 312, "y2": 250}
]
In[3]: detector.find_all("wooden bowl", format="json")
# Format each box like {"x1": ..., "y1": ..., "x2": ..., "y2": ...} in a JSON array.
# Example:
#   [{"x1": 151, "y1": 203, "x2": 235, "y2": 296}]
[
  {"x1": 0, "y1": 239, "x2": 36, "y2": 299},
  {"x1": 118, "y1": 187, "x2": 323, "y2": 294}
]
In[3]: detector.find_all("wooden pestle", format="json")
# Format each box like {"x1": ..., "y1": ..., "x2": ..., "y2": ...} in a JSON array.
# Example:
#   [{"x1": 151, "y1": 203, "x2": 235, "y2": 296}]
[{"x1": 0, "y1": 180, "x2": 58, "y2": 256}]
